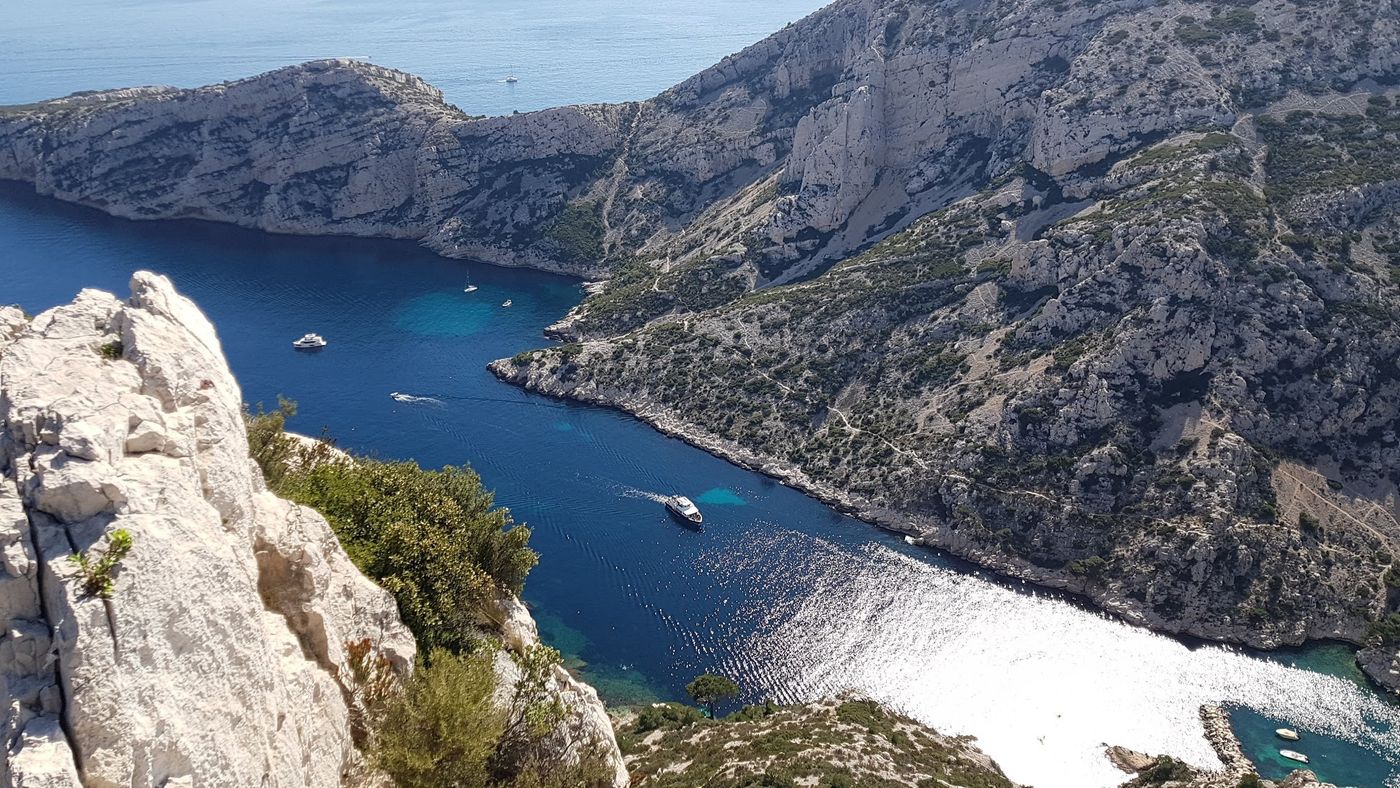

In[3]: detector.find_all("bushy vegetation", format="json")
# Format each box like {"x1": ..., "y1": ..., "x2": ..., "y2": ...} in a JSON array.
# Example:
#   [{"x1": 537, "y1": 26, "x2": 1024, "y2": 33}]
[
  {"x1": 686, "y1": 672, "x2": 741, "y2": 717},
  {"x1": 96, "y1": 339, "x2": 124, "y2": 360},
  {"x1": 544, "y1": 200, "x2": 606, "y2": 263},
  {"x1": 1258, "y1": 100, "x2": 1400, "y2": 204},
  {"x1": 1122, "y1": 756, "x2": 1196, "y2": 786},
  {"x1": 372, "y1": 648, "x2": 505, "y2": 786},
  {"x1": 246, "y1": 402, "x2": 615, "y2": 786},
  {"x1": 247, "y1": 399, "x2": 537, "y2": 654},
  {"x1": 68, "y1": 528, "x2": 133, "y2": 599}
]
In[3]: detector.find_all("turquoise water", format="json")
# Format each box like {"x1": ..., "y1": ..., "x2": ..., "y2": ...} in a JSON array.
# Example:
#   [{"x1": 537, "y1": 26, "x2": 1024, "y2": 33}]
[
  {"x1": 694, "y1": 487, "x2": 749, "y2": 506},
  {"x1": 2, "y1": 3, "x2": 1399, "y2": 785},
  {"x1": 1231, "y1": 706, "x2": 1393, "y2": 787}
]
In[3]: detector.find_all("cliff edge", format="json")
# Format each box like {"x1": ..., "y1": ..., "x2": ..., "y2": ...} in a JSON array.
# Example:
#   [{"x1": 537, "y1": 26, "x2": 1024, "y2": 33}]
[{"x1": 0, "y1": 273, "x2": 624, "y2": 786}]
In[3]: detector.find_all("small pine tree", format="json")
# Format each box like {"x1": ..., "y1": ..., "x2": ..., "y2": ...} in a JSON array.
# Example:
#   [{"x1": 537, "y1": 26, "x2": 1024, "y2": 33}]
[{"x1": 686, "y1": 673, "x2": 740, "y2": 717}]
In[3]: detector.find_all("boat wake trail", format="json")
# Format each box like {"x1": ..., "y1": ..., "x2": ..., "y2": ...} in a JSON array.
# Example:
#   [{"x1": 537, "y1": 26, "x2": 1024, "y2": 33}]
[
  {"x1": 389, "y1": 392, "x2": 444, "y2": 405},
  {"x1": 614, "y1": 484, "x2": 669, "y2": 505}
]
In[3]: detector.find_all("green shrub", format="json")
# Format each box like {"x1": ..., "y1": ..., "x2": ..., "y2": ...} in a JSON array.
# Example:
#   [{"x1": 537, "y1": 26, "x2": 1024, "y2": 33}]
[
  {"x1": 687, "y1": 673, "x2": 741, "y2": 717},
  {"x1": 68, "y1": 529, "x2": 133, "y2": 599},
  {"x1": 373, "y1": 648, "x2": 505, "y2": 787},
  {"x1": 96, "y1": 340, "x2": 124, "y2": 360},
  {"x1": 637, "y1": 702, "x2": 708, "y2": 732},
  {"x1": 1126, "y1": 757, "x2": 1195, "y2": 786},
  {"x1": 1067, "y1": 555, "x2": 1108, "y2": 578},
  {"x1": 246, "y1": 404, "x2": 538, "y2": 654},
  {"x1": 545, "y1": 201, "x2": 606, "y2": 263},
  {"x1": 1369, "y1": 613, "x2": 1400, "y2": 644}
]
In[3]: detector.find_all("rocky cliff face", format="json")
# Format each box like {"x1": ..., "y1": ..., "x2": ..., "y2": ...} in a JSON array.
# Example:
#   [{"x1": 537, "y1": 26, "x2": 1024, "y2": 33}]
[
  {"x1": 497, "y1": 88, "x2": 1400, "y2": 661},
  {"x1": 2, "y1": 0, "x2": 1398, "y2": 688},
  {"x1": 0, "y1": 274, "x2": 625, "y2": 786},
  {"x1": 4, "y1": 0, "x2": 1393, "y2": 284},
  {"x1": 0, "y1": 273, "x2": 416, "y2": 786}
]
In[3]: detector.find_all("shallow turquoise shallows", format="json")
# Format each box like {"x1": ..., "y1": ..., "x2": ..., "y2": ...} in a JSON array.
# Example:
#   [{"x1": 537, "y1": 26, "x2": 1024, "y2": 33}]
[{"x1": 2, "y1": 2, "x2": 1398, "y2": 785}]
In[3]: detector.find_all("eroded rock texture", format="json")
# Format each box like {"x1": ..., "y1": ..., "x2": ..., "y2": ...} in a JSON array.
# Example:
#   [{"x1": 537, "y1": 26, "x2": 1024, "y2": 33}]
[{"x1": 0, "y1": 274, "x2": 417, "y2": 786}]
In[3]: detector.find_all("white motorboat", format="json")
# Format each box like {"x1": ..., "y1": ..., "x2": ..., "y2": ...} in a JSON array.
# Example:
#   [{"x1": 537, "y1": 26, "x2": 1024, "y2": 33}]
[
  {"x1": 504, "y1": 75, "x2": 520, "y2": 83},
  {"x1": 665, "y1": 495, "x2": 703, "y2": 525},
  {"x1": 502, "y1": 299, "x2": 513, "y2": 307},
  {"x1": 292, "y1": 333, "x2": 327, "y2": 350},
  {"x1": 1275, "y1": 728, "x2": 1300, "y2": 742},
  {"x1": 464, "y1": 283, "x2": 479, "y2": 293},
  {"x1": 1279, "y1": 749, "x2": 1309, "y2": 764}
]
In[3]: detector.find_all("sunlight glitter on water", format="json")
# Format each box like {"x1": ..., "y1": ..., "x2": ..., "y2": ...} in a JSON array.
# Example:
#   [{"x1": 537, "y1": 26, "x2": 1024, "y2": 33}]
[{"x1": 716, "y1": 535, "x2": 1400, "y2": 788}]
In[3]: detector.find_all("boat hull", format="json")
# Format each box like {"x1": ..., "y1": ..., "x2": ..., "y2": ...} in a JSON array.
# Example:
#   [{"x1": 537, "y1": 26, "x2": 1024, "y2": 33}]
[{"x1": 665, "y1": 506, "x2": 703, "y2": 528}]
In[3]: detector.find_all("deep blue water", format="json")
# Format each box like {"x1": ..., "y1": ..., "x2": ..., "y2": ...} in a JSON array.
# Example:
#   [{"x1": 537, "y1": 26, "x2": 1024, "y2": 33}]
[
  {"x1": 0, "y1": 0, "x2": 822, "y2": 115},
  {"x1": 3, "y1": 182, "x2": 1398, "y2": 787},
  {"x1": 4, "y1": 2, "x2": 1400, "y2": 784}
]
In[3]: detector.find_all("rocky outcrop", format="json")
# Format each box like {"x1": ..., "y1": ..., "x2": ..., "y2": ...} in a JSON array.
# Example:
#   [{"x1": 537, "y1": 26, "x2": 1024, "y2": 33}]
[
  {"x1": 0, "y1": 274, "x2": 627, "y2": 787},
  {"x1": 0, "y1": 273, "x2": 416, "y2": 786},
  {"x1": 1108, "y1": 706, "x2": 1333, "y2": 787},
  {"x1": 2, "y1": 0, "x2": 1394, "y2": 285},
  {"x1": 1358, "y1": 644, "x2": 1400, "y2": 695},
  {"x1": 622, "y1": 697, "x2": 1019, "y2": 787},
  {"x1": 490, "y1": 596, "x2": 627, "y2": 785}
]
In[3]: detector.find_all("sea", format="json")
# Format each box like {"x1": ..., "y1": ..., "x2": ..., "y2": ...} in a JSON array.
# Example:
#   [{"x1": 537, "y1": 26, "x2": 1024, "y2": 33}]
[{"x1": 1, "y1": 2, "x2": 1397, "y2": 786}]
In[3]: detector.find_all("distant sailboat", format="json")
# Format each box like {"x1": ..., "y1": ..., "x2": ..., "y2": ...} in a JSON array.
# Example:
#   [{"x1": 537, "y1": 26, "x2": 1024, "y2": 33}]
[
  {"x1": 504, "y1": 74, "x2": 520, "y2": 83},
  {"x1": 464, "y1": 279, "x2": 478, "y2": 293}
]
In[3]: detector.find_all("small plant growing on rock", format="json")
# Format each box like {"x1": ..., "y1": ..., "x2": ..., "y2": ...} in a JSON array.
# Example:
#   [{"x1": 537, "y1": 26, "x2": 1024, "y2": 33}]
[
  {"x1": 96, "y1": 340, "x2": 124, "y2": 360},
  {"x1": 68, "y1": 529, "x2": 133, "y2": 599}
]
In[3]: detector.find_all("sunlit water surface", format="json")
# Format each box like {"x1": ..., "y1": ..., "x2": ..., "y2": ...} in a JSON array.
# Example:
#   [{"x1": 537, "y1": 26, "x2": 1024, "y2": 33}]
[
  {"x1": 2, "y1": 2, "x2": 1399, "y2": 785},
  {"x1": 1, "y1": 185, "x2": 1396, "y2": 788}
]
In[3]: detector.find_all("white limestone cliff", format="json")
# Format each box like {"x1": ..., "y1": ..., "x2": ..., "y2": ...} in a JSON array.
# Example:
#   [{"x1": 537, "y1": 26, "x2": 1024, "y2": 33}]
[
  {"x1": 0, "y1": 273, "x2": 416, "y2": 786},
  {"x1": 3, "y1": 0, "x2": 1393, "y2": 286},
  {"x1": 0, "y1": 274, "x2": 627, "y2": 787}
]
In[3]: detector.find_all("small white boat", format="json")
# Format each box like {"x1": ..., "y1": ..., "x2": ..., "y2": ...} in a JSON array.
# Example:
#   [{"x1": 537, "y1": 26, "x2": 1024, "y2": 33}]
[
  {"x1": 501, "y1": 299, "x2": 513, "y2": 308},
  {"x1": 1279, "y1": 749, "x2": 1309, "y2": 764},
  {"x1": 464, "y1": 283, "x2": 479, "y2": 293},
  {"x1": 292, "y1": 333, "x2": 327, "y2": 350},
  {"x1": 504, "y1": 75, "x2": 520, "y2": 83},
  {"x1": 1275, "y1": 728, "x2": 1300, "y2": 742},
  {"x1": 665, "y1": 495, "x2": 703, "y2": 525}
]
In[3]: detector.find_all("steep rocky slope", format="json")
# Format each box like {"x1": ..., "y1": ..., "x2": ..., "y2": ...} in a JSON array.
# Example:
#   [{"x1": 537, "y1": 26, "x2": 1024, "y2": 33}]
[
  {"x1": 0, "y1": 274, "x2": 624, "y2": 786},
  {"x1": 2, "y1": 0, "x2": 1398, "y2": 687},
  {"x1": 0, "y1": 273, "x2": 415, "y2": 785},
  {"x1": 498, "y1": 96, "x2": 1400, "y2": 662},
  {"x1": 3, "y1": 0, "x2": 1394, "y2": 283}
]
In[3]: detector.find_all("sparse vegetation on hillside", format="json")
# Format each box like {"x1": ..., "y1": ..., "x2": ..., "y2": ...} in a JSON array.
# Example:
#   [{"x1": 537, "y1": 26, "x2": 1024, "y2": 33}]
[
  {"x1": 620, "y1": 698, "x2": 1017, "y2": 788},
  {"x1": 505, "y1": 109, "x2": 1400, "y2": 649}
]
